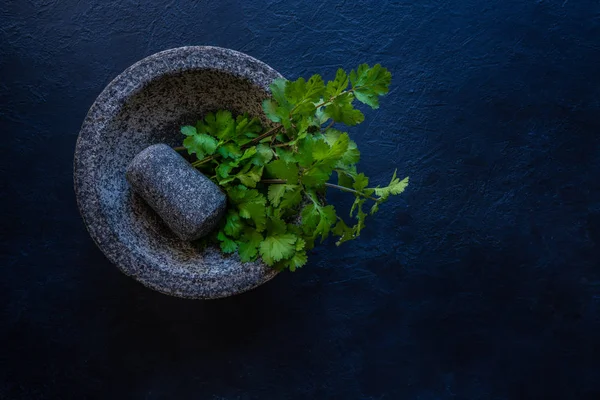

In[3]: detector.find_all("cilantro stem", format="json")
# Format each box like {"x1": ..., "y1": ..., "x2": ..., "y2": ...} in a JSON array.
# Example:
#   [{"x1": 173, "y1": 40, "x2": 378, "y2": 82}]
[
  {"x1": 173, "y1": 146, "x2": 186, "y2": 151},
  {"x1": 323, "y1": 183, "x2": 379, "y2": 201},
  {"x1": 259, "y1": 179, "x2": 379, "y2": 201},
  {"x1": 244, "y1": 125, "x2": 282, "y2": 148},
  {"x1": 192, "y1": 155, "x2": 216, "y2": 167}
]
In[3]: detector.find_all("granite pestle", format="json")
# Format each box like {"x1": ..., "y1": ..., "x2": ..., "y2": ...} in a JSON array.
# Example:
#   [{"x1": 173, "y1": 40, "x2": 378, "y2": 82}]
[{"x1": 125, "y1": 143, "x2": 226, "y2": 241}]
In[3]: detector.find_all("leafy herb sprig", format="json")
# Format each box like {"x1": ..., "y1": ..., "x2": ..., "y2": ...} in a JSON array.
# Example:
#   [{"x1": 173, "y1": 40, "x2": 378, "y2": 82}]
[{"x1": 180, "y1": 64, "x2": 408, "y2": 271}]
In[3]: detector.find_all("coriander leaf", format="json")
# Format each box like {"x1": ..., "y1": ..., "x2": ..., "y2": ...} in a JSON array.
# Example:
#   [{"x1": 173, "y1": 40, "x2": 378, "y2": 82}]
[
  {"x1": 259, "y1": 233, "x2": 297, "y2": 265},
  {"x1": 229, "y1": 188, "x2": 267, "y2": 231},
  {"x1": 301, "y1": 165, "x2": 330, "y2": 187},
  {"x1": 285, "y1": 74, "x2": 325, "y2": 106},
  {"x1": 315, "y1": 205, "x2": 337, "y2": 241},
  {"x1": 181, "y1": 125, "x2": 197, "y2": 136},
  {"x1": 252, "y1": 143, "x2": 273, "y2": 166},
  {"x1": 266, "y1": 216, "x2": 287, "y2": 235},
  {"x1": 218, "y1": 142, "x2": 242, "y2": 159},
  {"x1": 265, "y1": 160, "x2": 299, "y2": 184},
  {"x1": 275, "y1": 147, "x2": 296, "y2": 163},
  {"x1": 236, "y1": 165, "x2": 264, "y2": 188},
  {"x1": 337, "y1": 169, "x2": 355, "y2": 188},
  {"x1": 235, "y1": 114, "x2": 262, "y2": 138},
  {"x1": 268, "y1": 184, "x2": 287, "y2": 207},
  {"x1": 325, "y1": 68, "x2": 349, "y2": 98},
  {"x1": 353, "y1": 173, "x2": 369, "y2": 191},
  {"x1": 300, "y1": 203, "x2": 320, "y2": 234},
  {"x1": 213, "y1": 110, "x2": 235, "y2": 140},
  {"x1": 183, "y1": 133, "x2": 219, "y2": 157},
  {"x1": 223, "y1": 210, "x2": 244, "y2": 238},
  {"x1": 295, "y1": 238, "x2": 306, "y2": 251},
  {"x1": 237, "y1": 228, "x2": 263, "y2": 262},
  {"x1": 373, "y1": 170, "x2": 409, "y2": 200},
  {"x1": 226, "y1": 185, "x2": 248, "y2": 202},
  {"x1": 323, "y1": 129, "x2": 360, "y2": 166},
  {"x1": 237, "y1": 147, "x2": 258, "y2": 163},
  {"x1": 262, "y1": 99, "x2": 283, "y2": 123},
  {"x1": 324, "y1": 93, "x2": 364, "y2": 126},
  {"x1": 279, "y1": 185, "x2": 303, "y2": 209},
  {"x1": 217, "y1": 230, "x2": 238, "y2": 253},
  {"x1": 312, "y1": 139, "x2": 331, "y2": 161},
  {"x1": 296, "y1": 137, "x2": 315, "y2": 168},
  {"x1": 216, "y1": 162, "x2": 233, "y2": 178},
  {"x1": 286, "y1": 250, "x2": 308, "y2": 271},
  {"x1": 269, "y1": 78, "x2": 290, "y2": 107},
  {"x1": 349, "y1": 63, "x2": 392, "y2": 109},
  {"x1": 332, "y1": 218, "x2": 354, "y2": 246},
  {"x1": 327, "y1": 132, "x2": 350, "y2": 161}
]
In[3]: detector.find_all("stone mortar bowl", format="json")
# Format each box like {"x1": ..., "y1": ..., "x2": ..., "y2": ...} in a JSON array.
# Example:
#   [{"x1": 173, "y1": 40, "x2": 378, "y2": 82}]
[{"x1": 74, "y1": 46, "x2": 282, "y2": 299}]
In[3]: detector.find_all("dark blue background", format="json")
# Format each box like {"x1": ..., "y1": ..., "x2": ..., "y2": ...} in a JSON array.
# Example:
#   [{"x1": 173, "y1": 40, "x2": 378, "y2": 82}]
[{"x1": 2, "y1": 0, "x2": 600, "y2": 398}]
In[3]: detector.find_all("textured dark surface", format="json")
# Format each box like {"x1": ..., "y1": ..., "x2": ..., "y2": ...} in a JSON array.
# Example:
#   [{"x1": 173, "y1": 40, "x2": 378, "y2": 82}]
[{"x1": 2, "y1": 0, "x2": 600, "y2": 399}]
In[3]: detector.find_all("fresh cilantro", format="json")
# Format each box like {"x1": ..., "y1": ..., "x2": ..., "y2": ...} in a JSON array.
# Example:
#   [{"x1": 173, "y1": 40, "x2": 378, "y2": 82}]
[{"x1": 179, "y1": 64, "x2": 408, "y2": 271}]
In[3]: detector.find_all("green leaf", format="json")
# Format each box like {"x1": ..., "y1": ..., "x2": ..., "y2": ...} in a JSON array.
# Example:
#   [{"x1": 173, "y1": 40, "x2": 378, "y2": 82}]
[
  {"x1": 337, "y1": 169, "x2": 355, "y2": 188},
  {"x1": 266, "y1": 216, "x2": 287, "y2": 236},
  {"x1": 235, "y1": 114, "x2": 262, "y2": 138},
  {"x1": 373, "y1": 170, "x2": 409, "y2": 200},
  {"x1": 265, "y1": 160, "x2": 299, "y2": 184},
  {"x1": 353, "y1": 173, "x2": 369, "y2": 191},
  {"x1": 218, "y1": 142, "x2": 243, "y2": 159},
  {"x1": 324, "y1": 92, "x2": 364, "y2": 126},
  {"x1": 300, "y1": 203, "x2": 320, "y2": 233},
  {"x1": 349, "y1": 63, "x2": 392, "y2": 109},
  {"x1": 285, "y1": 74, "x2": 325, "y2": 106},
  {"x1": 296, "y1": 137, "x2": 315, "y2": 168},
  {"x1": 183, "y1": 133, "x2": 219, "y2": 157},
  {"x1": 217, "y1": 231, "x2": 238, "y2": 253},
  {"x1": 327, "y1": 132, "x2": 350, "y2": 161},
  {"x1": 315, "y1": 205, "x2": 337, "y2": 241},
  {"x1": 295, "y1": 238, "x2": 306, "y2": 251},
  {"x1": 275, "y1": 147, "x2": 296, "y2": 163},
  {"x1": 213, "y1": 110, "x2": 236, "y2": 140},
  {"x1": 262, "y1": 99, "x2": 283, "y2": 123},
  {"x1": 300, "y1": 202, "x2": 337, "y2": 240},
  {"x1": 268, "y1": 184, "x2": 287, "y2": 207},
  {"x1": 269, "y1": 78, "x2": 290, "y2": 107},
  {"x1": 323, "y1": 129, "x2": 360, "y2": 166},
  {"x1": 302, "y1": 166, "x2": 330, "y2": 187},
  {"x1": 332, "y1": 219, "x2": 354, "y2": 246},
  {"x1": 259, "y1": 233, "x2": 297, "y2": 265},
  {"x1": 216, "y1": 162, "x2": 233, "y2": 178},
  {"x1": 312, "y1": 139, "x2": 331, "y2": 161},
  {"x1": 181, "y1": 125, "x2": 197, "y2": 136},
  {"x1": 325, "y1": 68, "x2": 349, "y2": 98},
  {"x1": 286, "y1": 250, "x2": 308, "y2": 271},
  {"x1": 279, "y1": 185, "x2": 303, "y2": 209},
  {"x1": 228, "y1": 188, "x2": 267, "y2": 231},
  {"x1": 236, "y1": 165, "x2": 264, "y2": 188},
  {"x1": 237, "y1": 228, "x2": 263, "y2": 262},
  {"x1": 223, "y1": 210, "x2": 244, "y2": 238},
  {"x1": 237, "y1": 147, "x2": 258, "y2": 163},
  {"x1": 252, "y1": 143, "x2": 273, "y2": 166}
]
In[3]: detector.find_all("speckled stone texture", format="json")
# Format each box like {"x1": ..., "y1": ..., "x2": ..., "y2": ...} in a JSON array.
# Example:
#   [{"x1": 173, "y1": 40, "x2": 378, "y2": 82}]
[
  {"x1": 125, "y1": 144, "x2": 226, "y2": 241},
  {"x1": 73, "y1": 46, "x2": 282, "y2": 299}
]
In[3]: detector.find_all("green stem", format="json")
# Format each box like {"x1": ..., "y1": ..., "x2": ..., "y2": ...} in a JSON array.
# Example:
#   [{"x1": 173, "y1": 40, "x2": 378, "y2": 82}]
[
  {"x1": 288, "y1": 88, "x2": 355, "y2": 118},
  {"x1": 259, "y1": 179, "x2": 379, "y2": 201},
  {"x1": 243, "y1": 125, "x2": 282, "y2": 148},
  {"x1": 324, "y1": 182, "x2": 378, "y2": 201},
  {"x1": 173, "y1": 146, "x2": 186, "y2": 151},
  {"x1": 192, "y1": 155, "x2": 216, "y2": 167}
]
